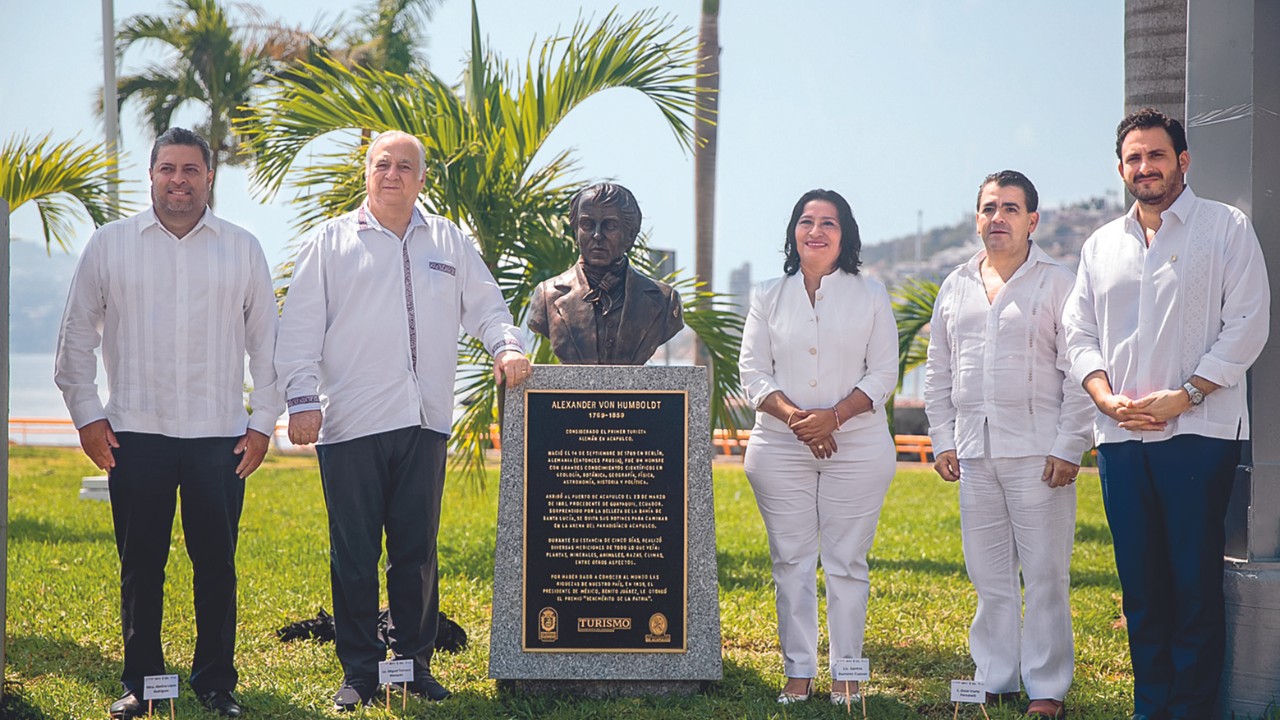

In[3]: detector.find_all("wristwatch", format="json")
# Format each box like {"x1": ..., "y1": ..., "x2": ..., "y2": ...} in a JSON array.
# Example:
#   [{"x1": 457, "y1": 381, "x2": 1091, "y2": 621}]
[{"x1": 1182, "y1": 381, "x2": 1205, "y2": 406}]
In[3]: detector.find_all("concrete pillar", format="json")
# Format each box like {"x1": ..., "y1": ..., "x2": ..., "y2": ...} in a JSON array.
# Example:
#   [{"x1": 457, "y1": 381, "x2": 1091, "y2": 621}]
[
  {"x1": 1185, "y1": 1, "x2": 1280, "y2": 715},
  {"x1": 1125, "y1": 0, "x2": 1187, "y2": 121},
  {"x1": 1, "y1": 199, "x2": 9, "y2": 700}
]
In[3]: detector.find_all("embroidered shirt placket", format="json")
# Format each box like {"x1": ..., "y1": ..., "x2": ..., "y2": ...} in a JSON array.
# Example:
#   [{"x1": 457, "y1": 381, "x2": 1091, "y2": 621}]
[
  {"x1": 400, "y1": 232, "x2": 431, "y2": 427},
  {"x1": 174, "y1": 226, "x2": 191, "y2": 423}
]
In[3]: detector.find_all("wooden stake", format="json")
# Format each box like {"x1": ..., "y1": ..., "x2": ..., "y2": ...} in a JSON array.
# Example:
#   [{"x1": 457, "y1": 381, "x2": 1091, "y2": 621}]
[{"x1": 953, "y1": 701, "x2": 960, "y2": 720}]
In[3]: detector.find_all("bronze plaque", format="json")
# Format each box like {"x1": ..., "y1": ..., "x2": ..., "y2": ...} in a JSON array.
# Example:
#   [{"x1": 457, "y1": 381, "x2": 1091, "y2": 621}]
[{"x1": 522, "y1": 389, "x2": 688, "y2": 652}]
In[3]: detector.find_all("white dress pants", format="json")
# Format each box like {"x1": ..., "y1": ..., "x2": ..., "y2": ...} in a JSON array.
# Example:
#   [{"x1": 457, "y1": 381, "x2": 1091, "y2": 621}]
[
  {"x1": 957, "y1": 452, "x2": 1076, "y2": 700},
  {"x1": 743, "y1": 426, "x2": 896, "y2": 678}
]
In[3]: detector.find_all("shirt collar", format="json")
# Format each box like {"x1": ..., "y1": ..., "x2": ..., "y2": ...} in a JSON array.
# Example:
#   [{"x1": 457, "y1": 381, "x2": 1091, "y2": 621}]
[
  {"x1": 140, "y1": 206, "x2": 216, "y2": 239},
  {"x1": 1125, "y1": 185, "x2": 1197, "y2": 230},
  {"x1": 358, "y1": 201, "x2": 428, "y2": 236},
  {"x1": 962, "y1": 239, "x2": 1058, "y2": 279}
]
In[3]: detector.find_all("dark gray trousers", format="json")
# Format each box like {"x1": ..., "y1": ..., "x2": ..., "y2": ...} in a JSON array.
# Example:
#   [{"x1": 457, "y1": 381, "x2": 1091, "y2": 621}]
[
  {"x1": 109, "y1": 432, "x2": 244, "y2": 695},
  {"x1": 316, "y1": 426, "x2": 447, "y2": 682}
]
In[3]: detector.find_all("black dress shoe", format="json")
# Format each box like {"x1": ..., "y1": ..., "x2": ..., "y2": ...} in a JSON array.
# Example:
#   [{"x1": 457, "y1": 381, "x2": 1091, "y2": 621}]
[
  {"x1": 197, "y1": 690, "x2": 243, "y2": 717},
  {"x1": 407, "y1": 673, "x2": 451, "y2": 702},
  {"x1": 109, "y1": 692, "x2": 146, "y2": 719},
  {"x1": 333, "y1": 678, "x2": 376, "y2": 712}
]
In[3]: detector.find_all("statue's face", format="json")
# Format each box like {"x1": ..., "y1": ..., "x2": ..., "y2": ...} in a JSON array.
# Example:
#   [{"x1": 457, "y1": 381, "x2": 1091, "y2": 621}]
[{"x1": 575, "y1": 199, "x2": 634, "y2": 268}]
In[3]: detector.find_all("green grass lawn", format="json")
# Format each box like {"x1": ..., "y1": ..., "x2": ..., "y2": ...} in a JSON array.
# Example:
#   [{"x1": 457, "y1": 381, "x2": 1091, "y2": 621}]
[{"x1": 4, "y1": 446, "x2": 1137, "y2": 718}]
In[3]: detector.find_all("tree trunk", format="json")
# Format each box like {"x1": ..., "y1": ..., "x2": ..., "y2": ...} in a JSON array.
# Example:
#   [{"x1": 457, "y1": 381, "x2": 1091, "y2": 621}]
[{"x1": 693, "y1": 0, "x2": 719, "y2": 365}]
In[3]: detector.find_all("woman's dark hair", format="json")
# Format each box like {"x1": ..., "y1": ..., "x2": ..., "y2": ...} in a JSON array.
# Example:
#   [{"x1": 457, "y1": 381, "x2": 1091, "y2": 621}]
[{"x1": 783, "y1": 188, "x2": 861, "y2": 276}]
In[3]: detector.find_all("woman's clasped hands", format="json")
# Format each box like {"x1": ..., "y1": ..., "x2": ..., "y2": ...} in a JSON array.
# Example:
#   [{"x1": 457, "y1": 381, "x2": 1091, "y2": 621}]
[{"x1": 788, "y1": 407, "x2": 840, "y2": 459}]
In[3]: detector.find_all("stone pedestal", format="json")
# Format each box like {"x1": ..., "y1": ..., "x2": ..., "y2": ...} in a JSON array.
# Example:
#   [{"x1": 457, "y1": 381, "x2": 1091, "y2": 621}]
[
  {"x1": 1186, "y1": 0, "x2": 1280, "y2": 713},
  {"x1": 488, "y1": 365, "x2": 722, "y2": 696}
]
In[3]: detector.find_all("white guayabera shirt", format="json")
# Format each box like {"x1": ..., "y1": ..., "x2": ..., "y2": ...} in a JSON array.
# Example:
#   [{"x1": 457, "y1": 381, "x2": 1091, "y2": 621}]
[
  {"x1": 924, "y1": 242, "x2": 1094, "y2": 462},
  {"x1": 55, "y1": 208, "x2": 282, "y2": 437},
  {"x1": 1064, "y1": 187, "x2": 1270, "y2": 445},
  {"x1": 275, "y1": 203, "x2": 524, "y2": 444}
]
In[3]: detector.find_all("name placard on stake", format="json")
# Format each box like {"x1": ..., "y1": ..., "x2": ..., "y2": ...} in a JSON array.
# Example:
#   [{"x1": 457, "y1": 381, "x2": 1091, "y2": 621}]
[
  {"x1": 951, "y1": 680, "x2": 989, "y2": 719},
  {"x1": 378, "y1": 659, "x2": 414, "y2": 685},
  {"x1": 144, "y1": 675, "x2": 179, "y2": 720},
  {"x1": 833, "y1": 658, "x2": 871, "y2": 681},
  {"x1": 379, "y1": 659, "x2": 415, "y2": 712},
  {"x1": 143, "y1": 674, "x2": 179, "y2": 700}
]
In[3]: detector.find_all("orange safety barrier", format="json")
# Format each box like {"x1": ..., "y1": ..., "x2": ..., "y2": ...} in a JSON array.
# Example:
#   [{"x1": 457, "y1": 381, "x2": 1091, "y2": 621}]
[
  {"x1": 10, "y1": 417, "x2": 295, "y2": 447},
  {"x1": 8, "y1": 417, "x2": 78, "y2": 445},
  {"x1": 894, "y1": 434, "x2": 933, "y2": 463},
  {"x1": 712, "y1": 427, "x2": 748, "y2": 455}
]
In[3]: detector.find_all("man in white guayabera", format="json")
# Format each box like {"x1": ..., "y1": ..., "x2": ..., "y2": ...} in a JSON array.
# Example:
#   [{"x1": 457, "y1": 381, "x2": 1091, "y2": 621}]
[
  {"x1": 55, "y1": 127, "x2": 280, "y2": 719},
  {"x1": 1064, "y1": 108, "x2": 1269, "y2": 720},
  {"x1": 925, "y1": 170, "x2": 1093, "y2": 719},
  {"x1": 274, "y1": 130, "x2": 531, "y2": 712}
]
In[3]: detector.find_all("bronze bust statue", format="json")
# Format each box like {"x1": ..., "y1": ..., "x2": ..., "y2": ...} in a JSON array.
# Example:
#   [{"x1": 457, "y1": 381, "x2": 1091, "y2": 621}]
[{"x1": 529, "y1": 183, "x2": 684, "y2": 365}]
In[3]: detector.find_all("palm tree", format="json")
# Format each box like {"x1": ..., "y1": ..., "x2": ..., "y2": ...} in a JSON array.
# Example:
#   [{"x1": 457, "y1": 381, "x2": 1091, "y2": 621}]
[
  {"x1": 0, "y1": 134, "x2": 131, "y2": 253},
  {"x1": 240, "y1": 1, "x2": 745, "y2": 485},
  {"x1": 113, "y1": 0, "x2": 273, "y2": 205},
  {"x1": 337, "y1": 0, "x2": 440, "y2": 75}
]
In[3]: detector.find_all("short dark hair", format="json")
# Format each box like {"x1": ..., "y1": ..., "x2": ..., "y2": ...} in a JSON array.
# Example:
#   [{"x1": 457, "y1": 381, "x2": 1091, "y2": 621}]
[
  {"x1": 783, "y1": 189, "x2": 862, "y2": 276},
  {"x1": 570, "y1": 183, "x2": 642, "y2": 243},
  {"x1": 977, "y1": 170, "x2": 1039, "y2": 213},
  {"x1": 150, "y1": 127, "x2": 212, "y2": 169},
  {"x1": 1116, "y1": 107, "x2": 1187, "y2": 159}
]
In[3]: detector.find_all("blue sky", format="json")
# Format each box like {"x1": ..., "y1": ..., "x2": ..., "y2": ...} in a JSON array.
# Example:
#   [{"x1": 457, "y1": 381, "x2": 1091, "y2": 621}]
[{"x1": 2, "y1": 1, "x2": 1125, "y2": 288}]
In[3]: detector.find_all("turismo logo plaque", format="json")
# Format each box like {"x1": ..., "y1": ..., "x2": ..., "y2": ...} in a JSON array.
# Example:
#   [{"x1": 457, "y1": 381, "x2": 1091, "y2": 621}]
[
  {"x1": 645, "y1": 613, "x2": 671, "y2": 644},
  {"x1": 521, "y1": 389, "x2": 688, "y2": 652},
  {"x1": 537, "y1": 607, "x2": 558, "y2": 642}
]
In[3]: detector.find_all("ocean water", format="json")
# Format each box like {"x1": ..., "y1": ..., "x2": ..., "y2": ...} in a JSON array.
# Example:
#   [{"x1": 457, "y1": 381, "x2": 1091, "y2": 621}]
[
  {"x1": 8, "y1": 352, "x2": 92, "y2": 445},
  {"x1": 9, "y1": 352, "x2": 74, "y2": 419}
]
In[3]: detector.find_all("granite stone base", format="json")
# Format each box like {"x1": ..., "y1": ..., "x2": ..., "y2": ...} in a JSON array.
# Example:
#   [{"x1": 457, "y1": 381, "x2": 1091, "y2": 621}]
[
  {"x1": 498, "y1": 679, "x2": 706, "y2": 698},
  {"x1": 488, "y1": 365, "x2": 722, "y2": 694}
]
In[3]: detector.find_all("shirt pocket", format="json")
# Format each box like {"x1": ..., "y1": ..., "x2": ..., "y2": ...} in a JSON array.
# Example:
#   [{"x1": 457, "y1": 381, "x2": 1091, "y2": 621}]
[{"x1": 423, "y1": 259, "x2": 458, "y2": 299}]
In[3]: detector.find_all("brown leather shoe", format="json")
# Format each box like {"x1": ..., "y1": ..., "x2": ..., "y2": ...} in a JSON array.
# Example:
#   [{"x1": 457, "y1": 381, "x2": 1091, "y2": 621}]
[{"x1": 1027, "y1": 698, "x2": 1066, "y2": 718}]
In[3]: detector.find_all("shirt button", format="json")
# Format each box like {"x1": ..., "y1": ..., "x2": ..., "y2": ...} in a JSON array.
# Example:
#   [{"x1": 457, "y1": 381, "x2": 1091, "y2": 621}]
[
  {"x1": 809, "y1": 379, "x2": 817, "y2": 387},
  {"x1": 816, "y1": 292, "x2": 824, "y2": 301},
  {"x1": 809, "y1": 347, "x2": 817, "y2": 355}
]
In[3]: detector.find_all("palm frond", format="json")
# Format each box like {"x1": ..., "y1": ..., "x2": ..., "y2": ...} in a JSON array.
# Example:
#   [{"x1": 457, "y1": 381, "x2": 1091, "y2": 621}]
[
  {"x1": 891, "y1": 278, "x2": 939, "y2": 389},
  {"x1": 0, "y1": 134, "x2": 131, "y2": 252}
]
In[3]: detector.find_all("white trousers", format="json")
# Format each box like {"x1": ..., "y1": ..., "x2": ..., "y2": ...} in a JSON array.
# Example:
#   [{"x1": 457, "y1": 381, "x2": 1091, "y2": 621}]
[
  {"x1": 958, "y1": 452, "x2": 1076, "y2": 700},
  {"x1": 743, "y1": 426, "x2": 896, "y2": 678}
]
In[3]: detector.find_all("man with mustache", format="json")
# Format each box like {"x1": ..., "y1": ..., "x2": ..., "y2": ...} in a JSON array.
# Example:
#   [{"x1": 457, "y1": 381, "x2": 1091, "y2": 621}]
[
  {"x1": 925, "y1": 170, "x2": 1093, "y2": 719},
  {"x1": 275, "y1": 130, "x2": 530, "y2": 711},
  {"x1": 55, "y1": 127, "x2": 280, "y2": 718},
  {"x1": 1064, "y1": 108, "x2": 1270, "y2": 720}
]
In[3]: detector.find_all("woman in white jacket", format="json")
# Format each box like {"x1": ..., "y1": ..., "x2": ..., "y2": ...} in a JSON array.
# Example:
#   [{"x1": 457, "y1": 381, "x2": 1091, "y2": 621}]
[{"x1": 738, "y1": 189, "x2": 899, "y2": 706}]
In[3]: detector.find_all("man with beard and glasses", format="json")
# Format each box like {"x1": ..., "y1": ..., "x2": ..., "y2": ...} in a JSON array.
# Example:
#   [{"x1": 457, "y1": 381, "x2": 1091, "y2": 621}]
[
  {"x1": 1064, "y1": 108, "x2": 1270, "y2": 720},
  {"x1": 56, "y1": 127, "x2": 279, "y2": 718}
]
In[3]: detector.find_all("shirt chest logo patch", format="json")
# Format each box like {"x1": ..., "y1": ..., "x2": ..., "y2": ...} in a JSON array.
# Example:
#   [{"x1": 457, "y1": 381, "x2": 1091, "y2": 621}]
[{"x1": 428, "y1": 261, "x2": 456, "y2": 276}]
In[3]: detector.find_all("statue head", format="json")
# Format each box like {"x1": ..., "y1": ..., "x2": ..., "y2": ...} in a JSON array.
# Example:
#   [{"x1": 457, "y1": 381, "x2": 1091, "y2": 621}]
[{"x1": 569, "y1": 183, "x2": 642, "y2": 269}]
